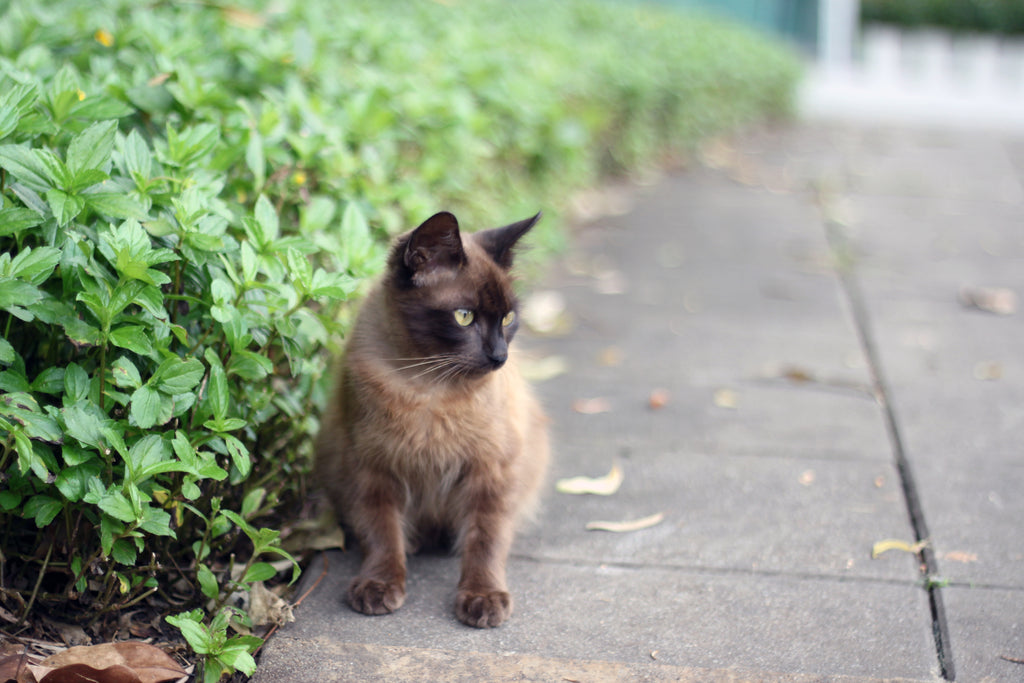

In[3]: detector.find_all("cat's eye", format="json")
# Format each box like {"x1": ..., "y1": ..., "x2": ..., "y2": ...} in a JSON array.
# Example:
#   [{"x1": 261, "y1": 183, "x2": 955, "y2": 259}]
[
  {"x1": 453, "y1": 309, "x2": 475, "y2": 327},
  {"x1": 501, "y1": 311, "x2": 516, "y2": 327}
]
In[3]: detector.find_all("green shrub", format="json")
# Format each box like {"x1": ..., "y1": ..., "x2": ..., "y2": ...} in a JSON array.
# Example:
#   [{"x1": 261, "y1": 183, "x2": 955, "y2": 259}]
[
  {"x1": 861, "y1": 0, "x2": 1024, "y2": 34},
  {"x1": 0, "y1": 0, "x2": 798, "y2": 679}
]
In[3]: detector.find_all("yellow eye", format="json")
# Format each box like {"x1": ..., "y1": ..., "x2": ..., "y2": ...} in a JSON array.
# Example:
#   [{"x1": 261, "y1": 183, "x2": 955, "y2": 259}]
[
  {"x1": 502, "y1": 311, "x2": 516, "y2": 327},
  {"x1": 453, "y1": 309, "x2": 474, "y2": 326}
]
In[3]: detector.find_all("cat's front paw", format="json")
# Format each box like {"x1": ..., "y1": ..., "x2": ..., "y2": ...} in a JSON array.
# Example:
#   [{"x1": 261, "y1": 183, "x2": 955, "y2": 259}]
[
  {"x1": 348, "y1": 576, "x2": 406, "y2": 615},
  {"x1": 455, "y1": 589, "x2": 512, "y2": 628}
]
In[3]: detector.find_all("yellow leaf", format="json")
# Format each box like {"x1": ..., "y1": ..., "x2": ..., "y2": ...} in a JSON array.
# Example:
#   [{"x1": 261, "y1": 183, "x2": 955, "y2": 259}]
[
  {"x1": 586, "y1": 512, "x2": 665, "y2": 533},
  {"x1": 871, "y1": 538, "x2": 928, "y2": 559},
  {"x1": 556, "y1": 463, "x2": 623, "y2": 496}
]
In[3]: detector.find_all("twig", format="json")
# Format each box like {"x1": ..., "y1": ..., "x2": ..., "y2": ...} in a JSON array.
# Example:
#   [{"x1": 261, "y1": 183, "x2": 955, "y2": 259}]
[
  {"x1": 17, "y1": 542, "x2": 52, "y2": 628},
  {"x1": 1000, "y1": 654, "x2": 1024, "y2": 665}
]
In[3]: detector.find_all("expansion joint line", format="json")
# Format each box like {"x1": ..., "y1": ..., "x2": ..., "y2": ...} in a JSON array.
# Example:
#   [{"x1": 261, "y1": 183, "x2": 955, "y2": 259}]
[{"x1": 822, "y1": 218, "x2": 956, "y2": 681}]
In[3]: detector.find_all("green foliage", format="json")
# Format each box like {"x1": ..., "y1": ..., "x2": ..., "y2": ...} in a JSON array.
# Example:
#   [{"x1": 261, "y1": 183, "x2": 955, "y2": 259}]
[
  {"x1": 0, "y1": 0, "x2": 798, "y2": 678},
  {"x1": 861, "y1": 0, "x2": 1024, "y2": 34}
]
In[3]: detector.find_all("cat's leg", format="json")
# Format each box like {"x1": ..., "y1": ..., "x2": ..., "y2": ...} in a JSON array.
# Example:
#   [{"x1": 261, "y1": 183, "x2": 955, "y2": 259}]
[
  {"x1": 347, "y1": 470, "x2": 407, "y2": 615},
  {"x1": 453, "y1": 481, "x2": 516, "y2": 628}
]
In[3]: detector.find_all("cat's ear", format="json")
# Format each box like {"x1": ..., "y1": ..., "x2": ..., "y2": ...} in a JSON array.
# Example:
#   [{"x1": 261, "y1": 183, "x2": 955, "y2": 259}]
[
  {"x1": 476, "y1": 212, "x2": 542, "y2": 269},
  {"x1": 403, "y1": 212, "x2": 466, "y2": 277}
]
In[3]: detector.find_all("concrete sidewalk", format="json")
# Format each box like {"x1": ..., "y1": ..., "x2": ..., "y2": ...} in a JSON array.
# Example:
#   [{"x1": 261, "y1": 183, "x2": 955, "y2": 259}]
[{"x1": 252, "y1": 123, "x2": 1024, "y2": 682}]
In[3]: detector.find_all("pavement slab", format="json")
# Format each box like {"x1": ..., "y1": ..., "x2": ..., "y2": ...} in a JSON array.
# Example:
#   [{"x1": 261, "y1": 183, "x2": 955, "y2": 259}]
[{"x1": 253, "y1": 122, "x2": 1024, "y2": 681}]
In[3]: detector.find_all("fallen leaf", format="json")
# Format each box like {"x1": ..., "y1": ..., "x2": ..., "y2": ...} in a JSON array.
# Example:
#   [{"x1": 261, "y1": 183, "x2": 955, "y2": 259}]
[
  {"x1": 586, "y1": 512, "x2": 665, "y2": 533},
  {"x1": 248, "y1": 581, "x2": 295, "y2": 628},
  {"x1": 572, "y1": 397, "x2": 611, "y2": 414},
  {"x1": 597, "y1": 346, "x2": 623, "y2": 367},
  {"x1": 960, "y1": 286, "x2": 1016, "y2": 315},
  {"x1": 973, "y1": 361, "x2": 1002, "y2": 381},
  {"x1": 650, "y1": 650, "x2": 659, "y2": 660},
  {"x1": 874, "y1": 476, "x2": 885, "y2": 488},
  {"x1": 556, "y1": 463, "x2": 623, "y2": 496},
  {"x1": 871, "y1": 538, "x2": 929, "y2": 559},
  {"x1": 518, "y1": 355, "x2": 569, "y2": 383},
  {"x1": 647, "y1": 388, "x2": 670, "y2": 410},
  {"x1": 39, "y1": 664, "x2": 140, "y2": 683},
  {"x1": 798, "y1": 469, "x2": 815, "y2": 486},
  {"x1": 41, "y1": 643, "x2": 186, "y2": 683},
  {"x1": 712, "y1": 388, "x2": 738, "y2": 409},
  {"x1": 944, "y1": 550, "x2": 978, "y2": 564},
  {"x1": 780, "y1": 365, "x2": 815, "y2": 383},
  {"x1": 0, "y1": 654, "x2": 36, "y2": 683}
]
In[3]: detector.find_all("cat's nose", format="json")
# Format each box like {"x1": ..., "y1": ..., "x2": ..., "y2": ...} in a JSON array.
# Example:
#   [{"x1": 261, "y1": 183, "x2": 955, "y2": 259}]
[{"x1": 487, "y1": 339, "x2": 508, "y2": 367}]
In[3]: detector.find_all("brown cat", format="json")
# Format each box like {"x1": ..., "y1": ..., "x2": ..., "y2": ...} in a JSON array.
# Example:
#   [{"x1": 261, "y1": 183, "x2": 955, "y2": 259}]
[{"x1": 314, "y1": 210, "x2": 549, "y2": 628}]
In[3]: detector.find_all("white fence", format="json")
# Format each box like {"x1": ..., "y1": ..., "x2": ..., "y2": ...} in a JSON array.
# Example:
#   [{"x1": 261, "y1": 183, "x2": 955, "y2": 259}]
[{"x1": 802, "y1": 25, "x2": 1024, "y2": 130}]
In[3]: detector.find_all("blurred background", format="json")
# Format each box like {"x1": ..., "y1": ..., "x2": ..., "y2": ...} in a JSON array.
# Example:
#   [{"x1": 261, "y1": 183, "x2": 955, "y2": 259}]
[{"x1": 663, "y1": 0, "x2": 1024, "y2": 130}]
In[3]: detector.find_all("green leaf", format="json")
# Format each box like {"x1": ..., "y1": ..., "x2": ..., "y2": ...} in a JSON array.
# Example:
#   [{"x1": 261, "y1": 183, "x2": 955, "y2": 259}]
[
  {"x1": 110, "y1": 324, "x2": 154, "y2": 356},
  {"x1": 46, "y1": 188, "x2": 85, "y2": 226},
  {"x1": 197, "y1": 564, "x2": 219, "y2": 600},
  {"x1": 67, "y1": 120, "x2": 117, "y2": 175},
  {"x1": 62, "y1": 400, "x2": 106, "y2": 448},
  {"x1": 0, "y1": 207, "x2": 43, "y2": 237},
  {"x1": 253, "y1": 194, "x2": 279, "y2": 247},
  {"x1": 0, "y1": 277, "x2": 43, "y2": 311},
  {"x1": 29, "y1": 366, "x2": 64, "y2": 396},
  {"x1": 110, "y1": 356, "x2": 142, "y2": 389},
  {"x1": 111, "y1": 538, "x2": 138, "y2": 565},
  {"x1": 130, "y1": 385, "x2": 164, "y2": 430},
  {"x1": 217, "y1": 646, "x2": 256, "y2": 676},
  {"x1": 98, "y1": 489, "x2": 137, "y2": 523},
  {"x1": 242, "y1": 562, "x2": 276, "y2": 584},
  {"x1": 222, "y1": 435, "x2": 250, "y2": 478},
  {"x1": 240, "y1": 488, "x2": 265, "y2": 520},
  {"x1": 0, "y1": 337, "x2": 17, "y2": 365},
  {"x1": 24, "y1": 494, "x2": 62, "y2": 527},
  {"x1": 139, "y1": 505, "x2": 174, "y2": 537},
  {"x1": 154, "y1": 357, "x2": 205, "y2": 394},
  {"x1": 204, "y1": 349, "x2": 228, "y2": 422},
  {"x1": 63, "y1": 364, "x2": 90, "y2": 403},
  {"x1": 9, "y1": 246, "x2": 61, "y2": 284},
  {"x1": 86, "y1": 192, "x2": 152, "y2": 221},
  {"x1": 167, "y1": 613, "x2": 214, "y2": 654},
  {"x1": 55, "y1": 461, "x2": 103, "y2": 502},
  {"x1": 0, "y1": 144, "x2": 54, "y2": 191}
]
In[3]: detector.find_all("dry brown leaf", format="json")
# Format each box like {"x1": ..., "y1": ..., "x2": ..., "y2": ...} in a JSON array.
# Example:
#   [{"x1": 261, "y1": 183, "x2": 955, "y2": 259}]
[
  {"x1": 0, "y1": 654, "x2": 37, "y2": 683},
  {"x1": 41, "y1": 643, "x2": 186, "y2": 683},
  {"x1": 39, "y1": 664, "x2": 140, "y2": 683},
  {"x1": 248, "y1": 581, "x2": 296, "y2": 628},
  {"x1": 555, "y1": 463, "x2": 623, "y2": 496},
  {"x1": 586, "y1": 512, "x2": 665, "y2": 533},
  {"x1": 647, "y1": 388, "x2": 670, "y2": 410},
  {"x1": 871, "y1": 538, "x2": 929, "y2": 559},
  {"x1": 572, "y1": 397, "x2": 611, "y2": 414}
]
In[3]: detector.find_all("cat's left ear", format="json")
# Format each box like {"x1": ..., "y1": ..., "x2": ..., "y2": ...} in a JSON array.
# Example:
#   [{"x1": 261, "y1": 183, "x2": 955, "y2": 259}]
[{"x1": 477, "y1": 212, "x2": 542, "y2": 269}]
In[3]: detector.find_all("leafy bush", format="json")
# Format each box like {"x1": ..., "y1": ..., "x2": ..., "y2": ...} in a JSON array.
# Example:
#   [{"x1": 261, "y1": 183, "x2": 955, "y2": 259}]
[
  {"x1": 0, "y1": 0, "x2": 798, "y2": 678},
  {"x1": 861, "y1": 0, "x2": 1024, "y2": 34}
]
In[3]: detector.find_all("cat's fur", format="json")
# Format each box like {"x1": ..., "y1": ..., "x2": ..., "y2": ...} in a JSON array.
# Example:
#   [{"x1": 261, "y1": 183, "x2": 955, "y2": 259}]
[{"x1": 314, "y1": 211, "x2": 549, "y2": 628}]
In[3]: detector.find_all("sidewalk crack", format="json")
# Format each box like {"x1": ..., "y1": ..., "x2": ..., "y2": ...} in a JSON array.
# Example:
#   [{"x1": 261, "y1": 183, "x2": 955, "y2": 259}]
[{"x1": 821, "y1": 204, "x2": 956, "y2": 682}]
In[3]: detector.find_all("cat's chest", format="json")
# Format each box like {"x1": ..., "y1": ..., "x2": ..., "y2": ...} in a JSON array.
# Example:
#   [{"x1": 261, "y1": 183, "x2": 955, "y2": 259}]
[{"x1": 362, "y1": 378, "x2": 508, "y2": 467}]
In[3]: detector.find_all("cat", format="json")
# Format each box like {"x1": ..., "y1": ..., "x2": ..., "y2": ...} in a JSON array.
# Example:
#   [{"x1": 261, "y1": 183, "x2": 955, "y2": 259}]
[{"x1": 314, "y1": 210, "x2": 550, "y2": 628}]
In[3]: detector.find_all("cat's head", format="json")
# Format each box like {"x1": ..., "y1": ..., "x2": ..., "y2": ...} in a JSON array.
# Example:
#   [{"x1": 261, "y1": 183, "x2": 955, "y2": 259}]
[{"x1": 385, "y1": 211, "x2": 541, "y2": 380}]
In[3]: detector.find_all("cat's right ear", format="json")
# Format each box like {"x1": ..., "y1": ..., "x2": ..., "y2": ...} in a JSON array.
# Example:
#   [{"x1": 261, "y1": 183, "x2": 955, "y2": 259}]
[{"x1": 403, "y1": 212, "x2": 466, "y2": 282}]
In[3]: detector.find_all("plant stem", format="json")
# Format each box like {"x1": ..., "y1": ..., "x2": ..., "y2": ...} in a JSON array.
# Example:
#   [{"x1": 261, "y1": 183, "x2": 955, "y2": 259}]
[{"x1": 17, "y1": 541, "x2": 52, "y2": 627}]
